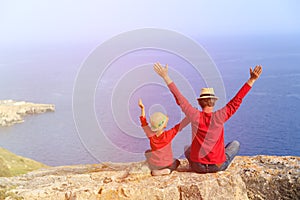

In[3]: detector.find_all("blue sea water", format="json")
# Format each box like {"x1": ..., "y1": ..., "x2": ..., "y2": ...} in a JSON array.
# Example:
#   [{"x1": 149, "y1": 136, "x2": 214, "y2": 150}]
[{"x1": 0, "y1": 35, "x2": 299, "y2": 166}]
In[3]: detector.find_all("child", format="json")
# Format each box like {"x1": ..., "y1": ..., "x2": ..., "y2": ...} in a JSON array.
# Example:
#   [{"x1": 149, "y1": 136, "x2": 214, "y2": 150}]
[{"x1": 138, "y1": 98, "x2": 190, "y2": 176}]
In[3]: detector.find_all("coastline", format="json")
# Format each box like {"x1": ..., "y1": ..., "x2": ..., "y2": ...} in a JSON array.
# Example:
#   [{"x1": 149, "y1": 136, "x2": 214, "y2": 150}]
[{"x1": 0, "y1": 100, "x2": 55, "y2": 127}]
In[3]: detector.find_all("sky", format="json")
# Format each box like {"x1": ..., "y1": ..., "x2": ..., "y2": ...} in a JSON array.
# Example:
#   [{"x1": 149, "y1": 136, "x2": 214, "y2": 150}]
[{"x1": 1, "y1": 0, "x2": 299, "y2": 46}]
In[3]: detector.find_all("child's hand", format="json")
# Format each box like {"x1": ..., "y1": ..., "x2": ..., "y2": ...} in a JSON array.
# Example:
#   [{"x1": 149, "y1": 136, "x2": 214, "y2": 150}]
[
  {"x1": 139, "y1": 98, "x2": 144, "y2": 109},
  {"x1": 139, "y1": 98, "x2": 145, "y2": 117}
]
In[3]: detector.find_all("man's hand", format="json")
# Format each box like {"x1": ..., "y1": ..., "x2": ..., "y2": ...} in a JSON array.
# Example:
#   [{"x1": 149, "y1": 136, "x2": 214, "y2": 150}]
[
  {"x1": 247, "y1": 65, "x2": 262, "y2": 86},
  {"x1": 250, "y1": 65, "x2": 262, "y2": 80},
  {"x1": 154, "y1": 62, "x2": 168, "y2": 78},
  {"x1": 153, "y1": 62, "x2": 173, "y2": 85}
]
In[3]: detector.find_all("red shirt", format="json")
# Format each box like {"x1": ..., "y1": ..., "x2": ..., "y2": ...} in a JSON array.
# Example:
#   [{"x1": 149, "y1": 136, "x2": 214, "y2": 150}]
[
  {"x1": 168, "y1": 82, "x2": 251, "y2": 164},
  {"x1": 140, "y1": 116, "x2": 190, "y2": 167}
]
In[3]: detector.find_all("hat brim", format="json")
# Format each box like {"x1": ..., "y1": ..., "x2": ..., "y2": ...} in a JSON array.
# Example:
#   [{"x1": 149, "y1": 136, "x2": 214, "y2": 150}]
[{"x1": 197, "y1": 96, "x2": 218, "y2": 100}]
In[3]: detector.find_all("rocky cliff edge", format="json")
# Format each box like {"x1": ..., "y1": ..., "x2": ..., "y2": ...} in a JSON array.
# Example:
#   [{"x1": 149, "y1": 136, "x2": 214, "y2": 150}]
[{"x1": 0, "y1": 156, "x2": 299, "y2": 200}]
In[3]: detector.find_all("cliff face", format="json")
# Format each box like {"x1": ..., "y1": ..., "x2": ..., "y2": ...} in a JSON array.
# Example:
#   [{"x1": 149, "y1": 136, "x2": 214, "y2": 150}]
[
  {"x1": 0, "y1": 100, "x2": 55, "y2": 126},
  {"x1": 0, "y1": 156, "x2": 299, "y2": 200}
]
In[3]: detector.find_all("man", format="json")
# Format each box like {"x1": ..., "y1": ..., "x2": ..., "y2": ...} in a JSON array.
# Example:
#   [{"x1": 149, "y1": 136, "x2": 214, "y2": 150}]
[{"x1": 154, "y1": 63, "x2": 262, "y2": 173}]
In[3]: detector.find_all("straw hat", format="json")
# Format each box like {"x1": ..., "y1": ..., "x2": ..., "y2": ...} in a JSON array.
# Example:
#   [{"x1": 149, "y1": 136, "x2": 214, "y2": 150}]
[
  {"x1": 150, "y1": 112, "x2": 168, "y2": 132},
  {"x1": 197, "y1": 88, "x2": 218, "y2": 100}
]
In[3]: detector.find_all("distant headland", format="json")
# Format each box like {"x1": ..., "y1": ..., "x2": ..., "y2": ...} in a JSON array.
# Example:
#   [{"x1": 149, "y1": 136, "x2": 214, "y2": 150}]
[{"x1": 0, "y1": 100, "x2": 55, "y2": 127}]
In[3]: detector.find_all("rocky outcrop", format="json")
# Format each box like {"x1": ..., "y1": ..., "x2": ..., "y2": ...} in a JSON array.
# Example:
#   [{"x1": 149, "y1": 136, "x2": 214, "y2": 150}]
[
  {"x1": 0, "y1": 100, "x2": 55, "y2": 126},
  {"x1": 235, "y1": 156, "x2": 300, "y2": 200},
  {"x1": 0, "y1": 156, "x2": 299, "y2": 200}
]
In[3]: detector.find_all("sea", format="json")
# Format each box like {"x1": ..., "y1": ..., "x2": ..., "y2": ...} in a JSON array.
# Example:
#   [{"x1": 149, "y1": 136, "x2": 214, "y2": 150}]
[{"x1": 0, "y1": 34, "x2": 299, "y2": 166}]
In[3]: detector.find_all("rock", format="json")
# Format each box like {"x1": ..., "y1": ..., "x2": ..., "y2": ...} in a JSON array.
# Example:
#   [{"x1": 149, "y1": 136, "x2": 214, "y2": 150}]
[
  {"x1": 0, "y1": 100, "x2": 55, "y2": 127},
  {"x1": 0, "y1": 156, "x2": 299, "y2": 200},
  {"x1": 233, "y1": 156, "x2": 300, "y2": 200}
]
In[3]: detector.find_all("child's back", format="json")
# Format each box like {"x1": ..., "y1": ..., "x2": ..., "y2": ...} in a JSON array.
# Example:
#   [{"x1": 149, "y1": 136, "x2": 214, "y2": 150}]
[{"x1": 139, "y1": 99, "x2": 189, "y2": 176}]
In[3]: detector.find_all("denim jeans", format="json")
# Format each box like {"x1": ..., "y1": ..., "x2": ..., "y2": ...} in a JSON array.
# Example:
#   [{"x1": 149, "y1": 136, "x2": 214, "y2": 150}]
[{"x1": 184, "y1": 140, "x2": 240, "y2": 173}]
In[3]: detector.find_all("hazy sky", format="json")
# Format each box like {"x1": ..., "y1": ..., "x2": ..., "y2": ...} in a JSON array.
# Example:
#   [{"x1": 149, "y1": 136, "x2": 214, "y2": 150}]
[{"x1": 1, "y1": 0, "x2": 299, "y2": 45}]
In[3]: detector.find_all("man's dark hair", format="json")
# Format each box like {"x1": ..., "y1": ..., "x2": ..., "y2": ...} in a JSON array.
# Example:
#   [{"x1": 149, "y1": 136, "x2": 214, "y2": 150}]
[{"x1": 198, "y1": 98, "x2": 217, "y2": 109}]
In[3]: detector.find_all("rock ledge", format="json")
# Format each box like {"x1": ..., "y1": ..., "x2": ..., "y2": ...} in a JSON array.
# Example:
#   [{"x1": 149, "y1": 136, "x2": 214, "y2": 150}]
[{"x1": 0, "y1": 156, "x2": 299, "y2": 200}]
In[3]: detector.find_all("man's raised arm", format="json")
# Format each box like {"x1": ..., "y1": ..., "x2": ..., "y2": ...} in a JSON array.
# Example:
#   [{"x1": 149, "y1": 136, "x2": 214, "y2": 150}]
[{"x1": 153, "y1": 62, "x2": 199, "y2": 122}]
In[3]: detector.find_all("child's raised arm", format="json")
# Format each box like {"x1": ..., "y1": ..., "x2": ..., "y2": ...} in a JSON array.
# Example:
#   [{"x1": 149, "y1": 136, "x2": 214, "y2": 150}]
[
  {"x1": 139, "y1": 99, "x2": 155, "y2": 138},
  {"x1": 139, "y1": 98, "x2": 145, "y2": 117}
]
